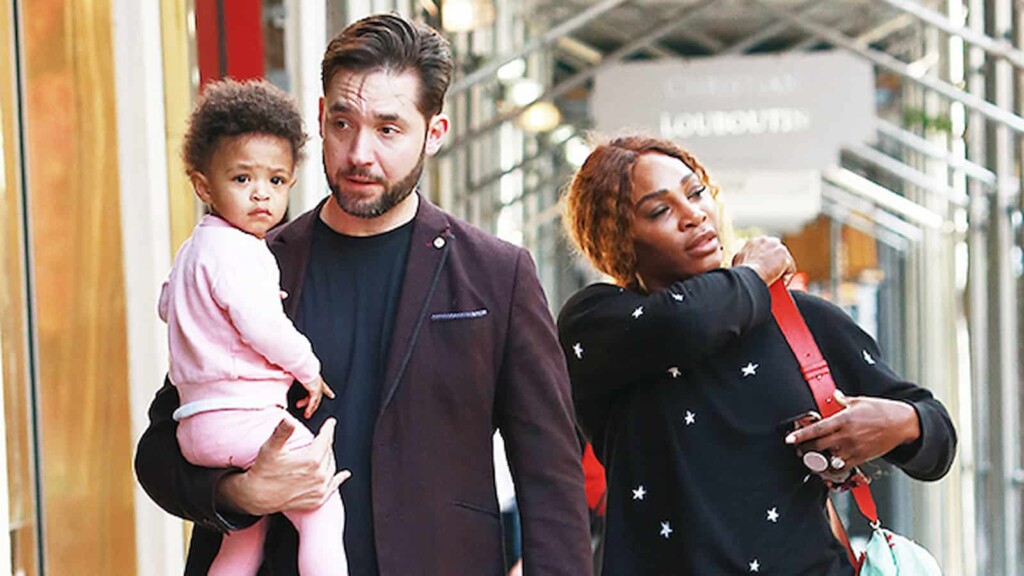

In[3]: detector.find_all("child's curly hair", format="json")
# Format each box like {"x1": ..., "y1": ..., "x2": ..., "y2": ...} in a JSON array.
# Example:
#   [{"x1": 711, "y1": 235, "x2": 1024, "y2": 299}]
[
  {"x1": 562, "y1": 134, "x2": 732, "y2": 289},
  {"x1": 182, "y1": 78, "x2": 308, "y2": 175}
]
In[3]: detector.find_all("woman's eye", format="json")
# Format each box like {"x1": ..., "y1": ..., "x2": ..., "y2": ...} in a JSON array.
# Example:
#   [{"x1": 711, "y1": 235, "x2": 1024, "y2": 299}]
[
  {"x1": 688, "y1": 185, "x2": 707, "y2": 200},
  {"x1": 648, "y1": 206, "x2": 669, "y2": 219}
]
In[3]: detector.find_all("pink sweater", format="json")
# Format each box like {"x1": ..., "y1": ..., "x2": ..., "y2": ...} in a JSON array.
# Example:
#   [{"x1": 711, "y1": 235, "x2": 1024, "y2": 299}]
[{"x1": 159, "y1": 215, "x2": 320, "y2": 415}]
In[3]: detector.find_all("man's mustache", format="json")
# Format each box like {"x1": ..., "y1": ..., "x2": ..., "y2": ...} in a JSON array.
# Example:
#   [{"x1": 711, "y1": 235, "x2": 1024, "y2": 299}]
[{"x1": 339, "y1": 167, "x2": 386, "y2": 185}]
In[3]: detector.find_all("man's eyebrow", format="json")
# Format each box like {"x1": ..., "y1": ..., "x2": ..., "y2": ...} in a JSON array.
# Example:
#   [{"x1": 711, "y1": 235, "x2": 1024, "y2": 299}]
[{"x1": 327, "y1": 102, "x2": 403, "y2": 123}]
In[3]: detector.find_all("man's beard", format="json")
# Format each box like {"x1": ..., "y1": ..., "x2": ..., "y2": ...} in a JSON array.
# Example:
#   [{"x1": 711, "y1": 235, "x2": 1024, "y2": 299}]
[{"x1": 326, "y1": 149, "x2": 426, "y2": 219}]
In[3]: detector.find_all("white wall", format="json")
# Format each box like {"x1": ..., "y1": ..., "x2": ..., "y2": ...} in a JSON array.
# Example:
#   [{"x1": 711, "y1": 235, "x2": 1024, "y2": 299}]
[{"x1": 111, "y1": 1, "x2": 185, "y2": 574}]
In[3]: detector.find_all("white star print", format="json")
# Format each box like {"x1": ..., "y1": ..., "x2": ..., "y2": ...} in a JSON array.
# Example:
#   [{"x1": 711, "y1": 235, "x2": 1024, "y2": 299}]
[
  {"x1": 667, "y1": 367, "x2": 681, "y2": 378},
  {"x1": 684, "y1": 411, "x2": 696, "y2": 426},
  {"x1": 632, "y1": 485, "x2": 646, "y2": 501},
  {"x1": 741, "y1": 362, "x2": 759, "y2": 377},
  {"x1": 660, "y1": 521, "x2": 673, "y2": 539},
  {"x1": 767, "y1": 507, "x2": 779, "y2": 522},
  {"x1": 863, "y1": 350, "x2": 876, "y2": 365},
  {"x1": 670, "y1": 292, "x2": 684, "y2": 302},
  {"x1": 632, "y1": 306, "x2": 644, "y2": 319},
  {"x1": 749, "y1": 559, "x2": 760, "y2": 572},
  {"x1": 572, "y1": 342, "x2": 583, "y2": 359}
]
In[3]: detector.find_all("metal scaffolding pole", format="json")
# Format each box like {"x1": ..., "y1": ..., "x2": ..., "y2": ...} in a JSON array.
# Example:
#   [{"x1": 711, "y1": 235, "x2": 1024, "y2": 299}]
[
  {"x1": 964, "y1": 1, "x2": 994, "y2": 571},
  {"x1": 990, "y1": 0, "x2": 1021, "y2": 572},
  {"x1": 747, "y1": 0, "x2": 1024, "y2": 135},
  {"x1": 880, "y1": 0, "x2": 1024, "y2": 69},
  {"x1": 448, "y1": 0, "x2": 629, "y2": 96},
  {"x1": 844, "y1": 142, "x2": 969, "y2": 206},
  {"x1": 440, "y1": 0, "x2": 718, "y2": 157},
  {"x1": 876, "y1": 119, "x2": 998, "y2": 189}
]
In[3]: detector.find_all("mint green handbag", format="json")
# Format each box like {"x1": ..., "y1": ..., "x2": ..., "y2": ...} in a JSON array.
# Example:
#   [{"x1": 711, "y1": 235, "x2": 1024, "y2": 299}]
[{"x1": 859, "y1": 527, "x2": 943, "y2": 576}]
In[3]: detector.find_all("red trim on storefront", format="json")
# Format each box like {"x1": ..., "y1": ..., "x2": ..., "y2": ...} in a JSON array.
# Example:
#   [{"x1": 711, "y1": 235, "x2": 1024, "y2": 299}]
[
  {"x1": 223, "y1": 0, "x2": 264, "y2": 80},
  {"x1": 195, "y1": 0, "x2": 265, "y2": 88},
  {"x1": 195, "y1": 0, "x2": 222, "y2": 88}
]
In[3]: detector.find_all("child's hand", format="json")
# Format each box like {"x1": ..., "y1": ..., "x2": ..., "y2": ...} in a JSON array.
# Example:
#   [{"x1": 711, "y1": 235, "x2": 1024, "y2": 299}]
[{"x1": 297, "y1": 376, "x2": 335, "y2": 419}]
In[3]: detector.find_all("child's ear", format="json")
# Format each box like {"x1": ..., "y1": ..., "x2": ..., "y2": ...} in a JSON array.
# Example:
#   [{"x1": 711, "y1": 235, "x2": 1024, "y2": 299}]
[{"x1": 190, "y1": 172, "x2": 212, "y2": 204}]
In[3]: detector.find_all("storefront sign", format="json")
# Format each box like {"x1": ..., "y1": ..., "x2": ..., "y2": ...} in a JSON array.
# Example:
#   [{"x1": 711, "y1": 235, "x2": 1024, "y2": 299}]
[{"x1": 592, "y1": 52, "x2": 875, "y2": 171}]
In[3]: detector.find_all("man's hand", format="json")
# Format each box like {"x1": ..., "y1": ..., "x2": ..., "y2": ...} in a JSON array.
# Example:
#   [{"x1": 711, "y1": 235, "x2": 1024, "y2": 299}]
[
  {"x1": 218, "y1": 418, "x2": 350, "y2": 515},
  {"x1": 785, "y1": 391, "x2": 922, "y2": 470},
  {"x1": 297, "y1": 375, "x2": 335, "y2": 419},
  {"x1": 732, "y1": 236, "x2": 796, "y2": 286}
]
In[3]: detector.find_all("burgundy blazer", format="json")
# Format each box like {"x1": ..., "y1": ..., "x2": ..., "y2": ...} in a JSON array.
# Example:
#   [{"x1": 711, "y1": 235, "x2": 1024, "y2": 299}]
[{"x1": 134, "y1": 196, "x2": 593, "y2": 576}]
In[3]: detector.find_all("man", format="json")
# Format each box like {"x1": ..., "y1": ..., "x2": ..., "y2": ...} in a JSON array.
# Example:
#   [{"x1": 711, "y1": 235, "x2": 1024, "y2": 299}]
[{"x1": 135, "y1": 13, "x2": 592, "y2": 576}]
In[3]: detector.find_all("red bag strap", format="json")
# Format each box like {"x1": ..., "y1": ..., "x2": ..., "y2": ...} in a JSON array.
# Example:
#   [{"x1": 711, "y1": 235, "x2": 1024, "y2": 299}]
[
  {"x1": 769, "y1": 281, "x2": 880, "y2": 530},
  {"x1": 827, "y1": 498, "x2": 862, "y2": 570}
]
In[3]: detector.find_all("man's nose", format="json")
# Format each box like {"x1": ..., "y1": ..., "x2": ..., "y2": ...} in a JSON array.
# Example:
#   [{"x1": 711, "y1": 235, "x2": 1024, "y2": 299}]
[{"x1": 347, "y1": 128, "x2": 375, "y2": 166}]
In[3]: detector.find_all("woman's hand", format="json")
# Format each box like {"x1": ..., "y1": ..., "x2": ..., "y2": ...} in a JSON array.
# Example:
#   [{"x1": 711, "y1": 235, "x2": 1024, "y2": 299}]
[
  {"x1": 732, "y1": 236, "x2": 796, "y2": 286},
  {"x1": 785, "y1": 391, "x2": 922, "y2": 471}
]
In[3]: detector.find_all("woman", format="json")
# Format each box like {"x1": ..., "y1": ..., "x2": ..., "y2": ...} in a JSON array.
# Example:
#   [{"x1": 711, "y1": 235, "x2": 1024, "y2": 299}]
[{"x1": 558, "y1": 135, "x2": 957, "y2": 575}]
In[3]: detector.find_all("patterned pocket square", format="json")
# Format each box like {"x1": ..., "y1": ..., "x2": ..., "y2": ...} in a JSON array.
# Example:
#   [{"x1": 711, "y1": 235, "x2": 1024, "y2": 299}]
[{"x1": 430, "y1": 309, "x2": 489, "y2": 321}]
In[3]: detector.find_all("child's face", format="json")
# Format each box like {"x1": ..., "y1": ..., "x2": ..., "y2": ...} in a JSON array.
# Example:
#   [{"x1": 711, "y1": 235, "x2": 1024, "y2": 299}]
[{"x1": 192, "y1": 133, "x2": 295, "y2": 239}]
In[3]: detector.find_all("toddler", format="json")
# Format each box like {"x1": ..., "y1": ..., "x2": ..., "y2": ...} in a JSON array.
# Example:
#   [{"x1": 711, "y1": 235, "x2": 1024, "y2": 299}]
[{"x1": 159, "y1": 78, "x2": 346, "y2": 576}]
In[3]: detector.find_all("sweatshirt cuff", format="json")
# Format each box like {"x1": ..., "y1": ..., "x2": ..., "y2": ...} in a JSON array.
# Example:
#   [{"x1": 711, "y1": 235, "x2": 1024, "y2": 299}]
[
  {"x1": 883, "y1": 401, "x2": 945, "y2": 480},
  {"x1": 292, "y1": 356, "x2": 321, "y2": 386}
]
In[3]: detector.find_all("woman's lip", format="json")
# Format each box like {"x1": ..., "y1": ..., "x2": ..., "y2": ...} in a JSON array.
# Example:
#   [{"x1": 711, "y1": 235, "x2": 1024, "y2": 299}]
[{"x1": 686, "y1": 233, "x2": 719, "y2": 256}]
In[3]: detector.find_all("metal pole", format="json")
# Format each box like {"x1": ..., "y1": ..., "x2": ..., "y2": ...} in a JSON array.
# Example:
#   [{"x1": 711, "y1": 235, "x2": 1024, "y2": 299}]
[
  {"x1": 991, "y1": 0, "x2": 1021, "y2": 572},
  {"x1": 449, "y1": 0, "x2": 629, "y2": 96},
  {"x1": 718, "y1": 0, "x2": 821, "y2": 55},
  {"x1": 747, "y1": 0, "x2": 1024, "y2": 135},
  {"x1": 879, "y1": 0, "x2": 1024, "y2": 70},
  {"x1": 963, "y1": 0, "x2": 994, "y2": 570},
  {"x1": 876, "y1": 119, "x2": 997, "y2": 188},
  {"x1": 441, "y1": 0, "x2": 718, "y2": 156},
  {"x1": 843, "y1": 143, "x2": 969, "y2": 206}
]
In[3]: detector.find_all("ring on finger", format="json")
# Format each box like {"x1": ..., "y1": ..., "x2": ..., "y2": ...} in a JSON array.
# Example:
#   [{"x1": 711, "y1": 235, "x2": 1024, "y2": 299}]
[{"x1": 830, "y1": 455, "x2": 846, "y2": 470}]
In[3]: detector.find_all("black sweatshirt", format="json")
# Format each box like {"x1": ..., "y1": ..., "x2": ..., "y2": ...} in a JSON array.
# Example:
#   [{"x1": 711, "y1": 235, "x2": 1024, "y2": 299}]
[{"x1": 557, "y1": 267, "x2": 956, "y2": 576}]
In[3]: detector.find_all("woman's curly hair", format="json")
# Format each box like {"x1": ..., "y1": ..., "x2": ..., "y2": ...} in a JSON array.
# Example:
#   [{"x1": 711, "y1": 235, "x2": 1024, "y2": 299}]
[
  {"x1": 182, "y1": 78, "x2": 308, "y2": 175},
  {"x1": 562, "y1": 134, "x2": 731, "y2": 289}
]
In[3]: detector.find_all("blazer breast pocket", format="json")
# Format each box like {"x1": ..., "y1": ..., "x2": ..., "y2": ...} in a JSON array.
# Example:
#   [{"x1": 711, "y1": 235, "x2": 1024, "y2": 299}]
[{"x1": 429, "y1": 308, "x2": 488, "y2": 321}]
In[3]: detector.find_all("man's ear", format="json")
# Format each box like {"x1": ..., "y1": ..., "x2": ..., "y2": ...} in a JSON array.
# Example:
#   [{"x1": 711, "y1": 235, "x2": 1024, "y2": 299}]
[
  {"x1": 424, "y1": 113, "x2": 450, "y2": 157},
  {"x1": 190, "y1": 172, "x2": 212, "y2": 205}
]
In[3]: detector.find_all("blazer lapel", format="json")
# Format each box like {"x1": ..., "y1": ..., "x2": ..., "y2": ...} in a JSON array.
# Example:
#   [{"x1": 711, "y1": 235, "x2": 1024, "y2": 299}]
[{"x1": 378, "y1": 195, "x2": 453, "y2": 418}]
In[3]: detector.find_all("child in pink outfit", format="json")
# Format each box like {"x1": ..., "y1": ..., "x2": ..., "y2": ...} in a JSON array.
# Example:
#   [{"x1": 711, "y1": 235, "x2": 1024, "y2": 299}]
[{"x1": 159, "y1": 78, "x2": 347, "y2": 576}]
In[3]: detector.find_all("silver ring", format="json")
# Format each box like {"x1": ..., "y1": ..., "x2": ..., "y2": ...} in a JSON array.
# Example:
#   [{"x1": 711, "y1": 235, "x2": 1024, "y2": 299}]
[{"x1": 830, "y1": 456, "x2": 846, "y2": 470}]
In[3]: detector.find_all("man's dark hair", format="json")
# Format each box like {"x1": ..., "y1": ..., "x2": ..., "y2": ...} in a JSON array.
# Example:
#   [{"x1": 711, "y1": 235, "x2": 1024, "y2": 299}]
[
  {"x1": 321, "y1": 13, "x2": 454, "y2": 118},
  {"x1": 182, "y1": 78, "x2": 308, "y2": 175}
]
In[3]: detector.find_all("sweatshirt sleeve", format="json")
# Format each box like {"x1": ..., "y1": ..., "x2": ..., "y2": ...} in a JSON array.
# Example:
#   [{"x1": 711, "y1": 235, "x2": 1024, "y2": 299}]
[
  {"x1": 797, "y1": 292, "x2": 957, "y2": 481},
  {"x1": 206, "y1": 243, "x2": 321, "y2": 385},
  {"x1": 558, "y1": 266, "x2": 772, "y2": 410},
  {"x1": 158, "y1": 279, "x2": 170, "y2": 323}
]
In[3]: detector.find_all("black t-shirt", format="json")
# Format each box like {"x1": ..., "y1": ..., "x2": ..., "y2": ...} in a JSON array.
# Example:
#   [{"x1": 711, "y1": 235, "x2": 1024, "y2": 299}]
[{"x1": 293, "y1": 216, "x2": 411, "y2": 576}]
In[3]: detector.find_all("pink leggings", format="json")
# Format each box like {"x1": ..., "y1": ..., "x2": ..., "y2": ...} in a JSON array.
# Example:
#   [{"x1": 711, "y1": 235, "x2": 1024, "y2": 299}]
[{"x1": 178, "y1": 408, "x2": 348, "y2": 576}]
